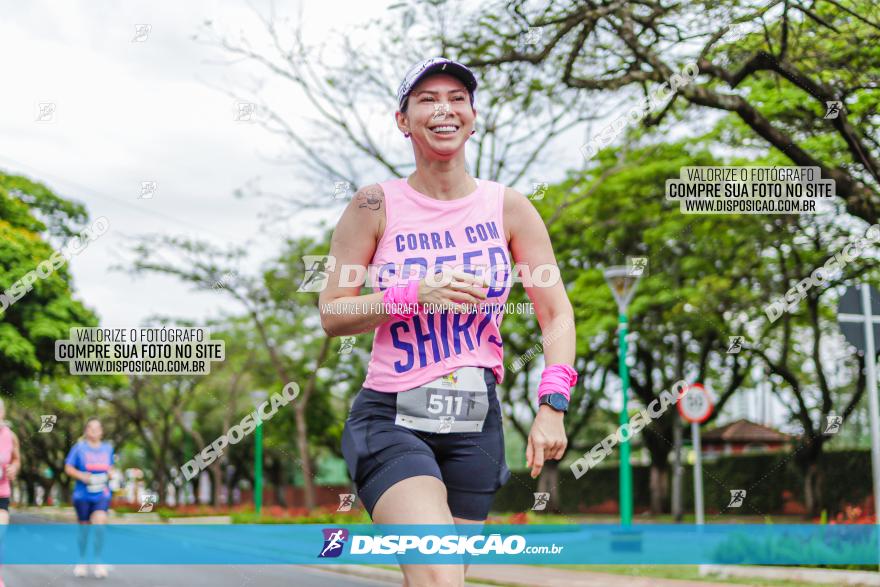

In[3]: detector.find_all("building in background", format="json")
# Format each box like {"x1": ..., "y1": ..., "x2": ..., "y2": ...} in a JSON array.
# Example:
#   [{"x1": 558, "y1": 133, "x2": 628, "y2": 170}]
[{"x1": 701, "y1": 419, "x2": 791, "y2": 458}]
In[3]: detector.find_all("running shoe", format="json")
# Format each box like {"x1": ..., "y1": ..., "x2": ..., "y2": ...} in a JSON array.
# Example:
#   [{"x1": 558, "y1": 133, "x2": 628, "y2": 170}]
[
  {"x1": 73, "y1": 564, "x2": 88, "y2": 577},
  {"x1": 93, "y1": 564, "x2": 109, "y2": 578}
]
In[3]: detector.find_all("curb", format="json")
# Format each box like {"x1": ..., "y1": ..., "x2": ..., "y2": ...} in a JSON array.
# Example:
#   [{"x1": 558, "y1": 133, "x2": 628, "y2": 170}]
[
  {"x1": 700, "y1": 564, "x2": 880, "y2": 586},
  {"x1": 164, "y1": 515, "x2": 232, "y2": 524}
]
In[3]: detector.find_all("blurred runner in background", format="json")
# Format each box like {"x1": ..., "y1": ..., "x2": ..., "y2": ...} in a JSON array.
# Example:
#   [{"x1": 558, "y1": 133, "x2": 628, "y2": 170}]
[
  {"x1": 65, "y1": 417, "x2": 116, "y2": 579},
  {"x1": 0, "y1": 399, "x2": 21, "y2": 587}
]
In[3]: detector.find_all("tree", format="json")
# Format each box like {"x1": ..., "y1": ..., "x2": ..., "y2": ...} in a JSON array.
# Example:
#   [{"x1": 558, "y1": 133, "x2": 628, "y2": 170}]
[
  {"x1": 10, "y1": 384, "x2": 84, "y2": 505},
  {"x1": 451, "y1": 0, "x2": 880, "y2": 222},
  {"x1": 542, "y1": 140, "x2": 763, "y2": 513},
  {"x1": 747, "y1": 212, "x2": 875, "y2": 515},
  {"x1": 120, "y1": 233, "x2": 349, "y2": 508},
  {"x1": 97, "y1": 375, "x2": 202, "y2": 504},
  {"x1": 0, "y1": 170, "x2": 111, "y2": 502},
  {"x1": 194, "y1": 0, "x2": 597, "y2": 218},
  {"x1": 0, "y1": 170, "x2": 98, "y2": 396},
  {"x1": 171, "y1": 316, "x2": 262, "y2": 505}
]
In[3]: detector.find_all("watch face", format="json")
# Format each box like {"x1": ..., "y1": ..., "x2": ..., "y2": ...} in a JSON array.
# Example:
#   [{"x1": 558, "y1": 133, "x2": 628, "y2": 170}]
[
  {"x1": 543, "y1": 394, "x2": 568, "y2": 411},
  {"x1": 551, "y1": 395, "x2": 568, "y2": 410}
]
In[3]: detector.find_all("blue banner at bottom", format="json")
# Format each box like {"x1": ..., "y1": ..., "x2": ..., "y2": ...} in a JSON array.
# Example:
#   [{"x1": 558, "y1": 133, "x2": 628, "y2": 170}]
[{"x1": 3, "y1": 524, "x2": 879, "y2": 565}]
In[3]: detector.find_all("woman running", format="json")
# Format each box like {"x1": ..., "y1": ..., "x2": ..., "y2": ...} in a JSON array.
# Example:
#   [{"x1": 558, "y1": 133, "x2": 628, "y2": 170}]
[
  {"x1": 64, "y1": 417, "x2": 115, "y2": 579},
  {"x1": 0, "y1": 399, "x2": 21, "y2": 587},
  {"x1": 320, "y1": 57, "x2": 577, "y2": 587},
  {"x1": 0, "y1": 400, "x2": 20, "y2": 523}
]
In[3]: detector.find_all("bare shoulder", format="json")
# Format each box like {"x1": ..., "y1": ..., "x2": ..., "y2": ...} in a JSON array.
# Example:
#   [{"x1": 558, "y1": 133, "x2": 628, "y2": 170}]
[
  {"x1": 354, "y1": 183, "x2": 385, "y2": 212},
  {"x1": 502, "y1": 186, "x2": 533, "y2": 243},
  {"x1": 352, "y1": 183, "x2": 386, "y2": 243},
  {"x1": 339, "y1": 183, "x2": 386, "y2": 242}
]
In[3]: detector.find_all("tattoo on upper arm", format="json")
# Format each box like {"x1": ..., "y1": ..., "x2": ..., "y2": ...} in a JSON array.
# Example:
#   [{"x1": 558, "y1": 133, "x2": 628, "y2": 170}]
[{"x1": 356, "y1": 186, "x2": 383, "y2": 211}]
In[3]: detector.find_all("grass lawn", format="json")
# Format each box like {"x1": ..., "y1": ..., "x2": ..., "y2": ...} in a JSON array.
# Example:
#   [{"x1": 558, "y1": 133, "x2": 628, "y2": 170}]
[
  {"x1": 546, "y1": 565, "x2": 840, "y2": 587},
  {"x1": 375, "y1": 564, "x2": 825, "y2": 586}
]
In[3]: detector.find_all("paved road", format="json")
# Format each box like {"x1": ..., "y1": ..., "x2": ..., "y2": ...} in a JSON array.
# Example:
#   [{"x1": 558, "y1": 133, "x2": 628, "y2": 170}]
[
  {"x1": 4, "y1": 512, "x2": 395, "y2": 587},
  {"x1": 3, "y1": 564, "x2": 396, "y2": 587}
]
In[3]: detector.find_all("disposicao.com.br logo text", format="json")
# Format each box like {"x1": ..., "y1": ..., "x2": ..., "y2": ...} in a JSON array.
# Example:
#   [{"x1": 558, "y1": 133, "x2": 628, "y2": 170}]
[{"x1": 318, "y1": 529, "x2": 564, "y2": 557}]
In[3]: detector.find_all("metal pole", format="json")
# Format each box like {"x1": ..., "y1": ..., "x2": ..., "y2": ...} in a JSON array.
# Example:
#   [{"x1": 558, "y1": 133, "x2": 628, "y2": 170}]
[
  {"x1": 859, "y1": 284, "x2": 880, "y2": 529},
  {"x1": 672, "y1": 416, "x2": 683, "y2": 522},
  {"x1": 692, "y1": 421, "x2": 704, "y2": 525},
  {"x1": 619, "y1": 314, "x2": 633, "y2": 526},
  {"x1": 255, "y1": 421, "x2": 264, "y2": 514}
]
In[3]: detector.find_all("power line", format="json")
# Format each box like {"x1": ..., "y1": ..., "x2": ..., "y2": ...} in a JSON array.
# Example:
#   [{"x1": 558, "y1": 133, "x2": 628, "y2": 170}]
[{"x1": 0, "y1": 153, "x2": 234, "y2": 243}]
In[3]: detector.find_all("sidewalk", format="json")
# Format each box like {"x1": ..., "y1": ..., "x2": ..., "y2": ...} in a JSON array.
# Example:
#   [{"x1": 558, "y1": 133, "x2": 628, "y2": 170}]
[
  {"x1": 14, "y1": 505, "x2": 162, "y2": 524},
  {"x1": 469, "y1": 565, "x2": 745, "y2": 586},
  {"x1": 322, "y1": 564, "x2": 747, "y2": 587}
]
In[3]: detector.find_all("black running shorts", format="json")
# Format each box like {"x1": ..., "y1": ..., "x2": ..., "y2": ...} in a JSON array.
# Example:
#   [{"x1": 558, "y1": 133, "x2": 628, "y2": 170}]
[{"x1": 341, "y1": 367, "x2": 511, "y2": 521}]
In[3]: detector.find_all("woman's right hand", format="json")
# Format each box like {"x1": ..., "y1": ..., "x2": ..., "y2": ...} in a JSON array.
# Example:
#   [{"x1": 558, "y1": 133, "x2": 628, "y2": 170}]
[{"x1": 418, "y1": 267, "x2": 489, "y2": 312}]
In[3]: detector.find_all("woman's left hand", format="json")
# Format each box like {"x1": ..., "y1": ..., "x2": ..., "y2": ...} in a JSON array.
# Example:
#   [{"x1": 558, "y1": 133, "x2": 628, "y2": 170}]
[{"x1": 526, "y1": 406, "x2": 567, "y2": 478}]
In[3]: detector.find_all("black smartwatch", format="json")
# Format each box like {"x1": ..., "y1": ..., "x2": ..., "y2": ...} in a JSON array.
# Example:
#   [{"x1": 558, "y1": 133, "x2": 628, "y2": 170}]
[{"x1": 538, "y1": 393, "x2": 569, "y2": 413}]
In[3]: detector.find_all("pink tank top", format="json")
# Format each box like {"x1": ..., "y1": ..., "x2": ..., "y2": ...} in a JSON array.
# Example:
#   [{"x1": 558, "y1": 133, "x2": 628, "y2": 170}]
[
  {"x1": 0, "y1": 426, "x2": 13, "y2": 497},
  {"x1": 363, "y1": 177, "x2": 511, "y2": 392}
]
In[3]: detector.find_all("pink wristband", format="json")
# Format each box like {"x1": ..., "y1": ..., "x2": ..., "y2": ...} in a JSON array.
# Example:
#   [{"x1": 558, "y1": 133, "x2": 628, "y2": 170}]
[
  {"x1": 383, "y1": 280, "x2": 420, "y2": 320},
  {"x1": 537, "y1": 364, "x2": 577, "y2": 406}
]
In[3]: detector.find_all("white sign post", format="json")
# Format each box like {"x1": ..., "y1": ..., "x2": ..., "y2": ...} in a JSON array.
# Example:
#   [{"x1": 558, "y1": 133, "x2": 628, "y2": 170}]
[{"x1": 678, "y1": 383, "x2": 714, "y2": 525}]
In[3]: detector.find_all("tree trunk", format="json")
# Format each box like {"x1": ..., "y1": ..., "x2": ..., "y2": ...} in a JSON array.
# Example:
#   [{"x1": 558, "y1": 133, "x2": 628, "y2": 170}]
[
  {"x1": 650, "y1": 464, "x2": 669, "y2": 515},
  {"x1": 803, "y1": 462, "x2": 824, "y2": 518},
  {"x1": 644, "y1": 419, "x2": 673, "y2": 514},
  {"x1": 293, "y1": 404, "x2": 316, "y2": 509},
  {"x1": 272, "y1": 458, "x2": 288, "y2": 507},
  {"x1": 210, "y1": 461, "x2": 223, "y2": 506},
  {"x1": 155, "y1": 466, "x2": 167, "y2": 504},
  {"x1": 24, "y1": 477, "x2": 36, "y2": 506},
  {"x1": 226, "y1": 466, "x2": 237, "y2": 506},
  {"x1": 537, "y1": 461, "x2": 560, "y2": 512},
  {"x1": 795, "y1": 436, "x2": 825, "y2": 518}
]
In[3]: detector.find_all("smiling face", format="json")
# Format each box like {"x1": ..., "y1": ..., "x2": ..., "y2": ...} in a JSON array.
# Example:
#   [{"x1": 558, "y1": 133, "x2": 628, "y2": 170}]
[{"x1": 397, "y1": 73, "x2": 476, "y2": 158}]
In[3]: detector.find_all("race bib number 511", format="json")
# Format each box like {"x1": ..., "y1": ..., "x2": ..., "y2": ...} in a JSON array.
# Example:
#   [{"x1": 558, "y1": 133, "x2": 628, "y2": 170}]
[{"x1": 395, "y1": 367, "x2": 490, "y2": 433}]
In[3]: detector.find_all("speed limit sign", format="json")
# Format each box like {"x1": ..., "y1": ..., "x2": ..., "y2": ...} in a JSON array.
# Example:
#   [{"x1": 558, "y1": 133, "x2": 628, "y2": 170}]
[
  {"x1": 680, "y1": 383, "x2": 714, "y2": 526},
  {"x1": 678, "y1": 383, "x2": 713, "y2": 423}
]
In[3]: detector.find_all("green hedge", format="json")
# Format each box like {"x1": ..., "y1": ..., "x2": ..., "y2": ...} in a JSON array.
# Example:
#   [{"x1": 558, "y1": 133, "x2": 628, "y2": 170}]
[{"x1": 491, "y1": 449, "x2": 873, "y2": 516}]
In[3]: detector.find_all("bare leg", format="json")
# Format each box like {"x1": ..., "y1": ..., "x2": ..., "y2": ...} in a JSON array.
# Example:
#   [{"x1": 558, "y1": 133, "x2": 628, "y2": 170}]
[
  {"x1": 90, "y1": 510, "x2": 107, "y2": 559},
  {"x1": 77, "y1": 522, "x2": 90, "y2": 561},
  {"x1": 452, "y1": 516, "x2": 483, "y2": 578},
  {"x1": 372, "y1": 476, "x2": 464, "y2": 587},
  {"x1": 90, "y1": 510, "x2": 109, "y2": 577}
]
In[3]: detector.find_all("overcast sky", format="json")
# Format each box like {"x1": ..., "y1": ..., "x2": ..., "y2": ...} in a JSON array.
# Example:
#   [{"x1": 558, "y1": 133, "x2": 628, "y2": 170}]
[{"x1": 0, "y1": 0, "x2": 408, "y2": 328}]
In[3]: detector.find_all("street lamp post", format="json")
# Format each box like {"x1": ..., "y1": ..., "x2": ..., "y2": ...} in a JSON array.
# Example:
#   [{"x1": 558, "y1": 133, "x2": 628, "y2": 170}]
[
  {"x1": 250, "y1": 390, "x2": 269, "y2": 515},
  {"x1": 604, "y1": 265, "x2": 643, "y2": 526}
]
